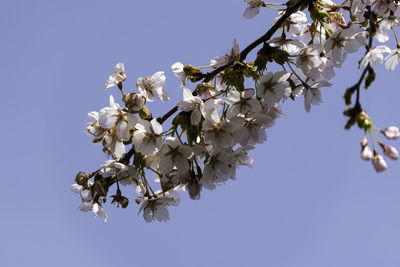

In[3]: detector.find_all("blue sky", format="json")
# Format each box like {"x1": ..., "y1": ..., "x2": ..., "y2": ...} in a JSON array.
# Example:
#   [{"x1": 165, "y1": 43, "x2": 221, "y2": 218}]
[{"x1": 2, "y1": 1, "x2": 400, "y2": 266}]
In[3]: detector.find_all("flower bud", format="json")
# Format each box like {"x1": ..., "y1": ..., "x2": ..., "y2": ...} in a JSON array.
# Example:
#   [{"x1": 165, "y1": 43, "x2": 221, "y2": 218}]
[
  {"x1": 383, "y1": 145, "x2": 399, "y2": 160},
  {"x1": 361, "y1": 146, "x2": 373, "y2": 161},
  {"x1": 75, "y1": 171, "x2": 89, "y2": 187},
  {"x1": 381, "y1": 126, "x2": 399, "y2": 140},
  {"x1": 372, "y1": 155, "x2": 387, "y2": 173},
  {"x1": 139, "y1": 106, "x2": 152, "y2": 120},
  {"x1": 123, "y1": 93, "x2": 146, "y2": 113},
  {"x1": 360, "y1": 135, "x2": 368, "y2": 148}
]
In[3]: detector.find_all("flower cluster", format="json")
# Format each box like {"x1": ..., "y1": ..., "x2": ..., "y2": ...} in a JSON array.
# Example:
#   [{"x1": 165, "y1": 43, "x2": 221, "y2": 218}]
[{"x1": 73, "y1": 0, "x2": 400, "y2": 222}]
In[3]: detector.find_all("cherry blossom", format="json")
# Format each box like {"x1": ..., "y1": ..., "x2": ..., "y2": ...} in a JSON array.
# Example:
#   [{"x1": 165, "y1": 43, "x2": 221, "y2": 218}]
[
  {"x1": 275, "y1": 11, "x2": 307, "y2": 37},
  {"x1": 243, "y1": 0, "x2": 263, "y2": 19},
  {"x1": 137, "y1": 71, "x2": 169, "y2": 102},
  {"x1": 210, "y1": 39, "x2": 239, "y2": 68},
  {"x1": 138, "y1": 189, "x2": 181, "y2": 223},
  {"x1": 385, "y1": 48, "x2": 400, "y2": 71},
  {"x1": 171, "y1": 62, "x2": 188, "y2": 87},
  {"x1": 157, "y1": 137, "x2": 193, "y2": 175},
  {"x1": 256, "y1": 71, "x2": 291, "y2": 108},
  {"x1": 104, "y1": 62, "x2": 126, "y2": 91},
  {"x1": 177, "y1": 87, "x2": 206, "y2": 124},
  {"x1": 296, "y1": 44, "x2": 326, "y2": 77},
  {"x1": 132, "y1": 119, "x2": 163, "y2": 156},
  {"x1": 224, "y1": 88, "x2": 261, "y2": 118},
  {"x1": 360, "y1": 45, "x2": 391, "y2": 70}
]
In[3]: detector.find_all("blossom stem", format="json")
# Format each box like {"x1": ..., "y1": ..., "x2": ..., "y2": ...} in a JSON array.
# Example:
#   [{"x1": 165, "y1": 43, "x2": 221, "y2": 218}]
[
  {"x1": 287, "y1": 62, "x2": 309, "y2": 88},
  {"x1": 265, "y1": 6, "x2": 280, "y2": 11},
  {"x1": 368, "y1": 128, "x2": 377, "y2": 152},
  {"x1": 265, "y1": 3, "x2": 285, "y2": 6},
  {"x1": 392, "y1": 28, "x2": 400, "y2": 46}
]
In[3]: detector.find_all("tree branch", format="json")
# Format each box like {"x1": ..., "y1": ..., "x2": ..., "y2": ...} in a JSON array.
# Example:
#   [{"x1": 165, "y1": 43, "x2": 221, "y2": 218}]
[{"x1": 156, "y1": 0, "x2": 307, "y2": 125}]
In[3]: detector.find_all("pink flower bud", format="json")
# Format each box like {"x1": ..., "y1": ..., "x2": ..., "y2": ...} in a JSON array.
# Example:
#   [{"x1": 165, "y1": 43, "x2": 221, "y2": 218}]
[
  {"x1": 372, "y1": 155, "x2": 387, "y2": 173},
  {"x1": 360, "y1": 136, "x2": 368, "y2": 147},
  {"x1": 381, "y1": 126, "x2": 400, "y2": 140},
  {"x1": 384, "y1": 145, "x2": 399, "y2": 160},
  {"x1": 361, "y1": 146, "x2": 373, "y2": 161}
]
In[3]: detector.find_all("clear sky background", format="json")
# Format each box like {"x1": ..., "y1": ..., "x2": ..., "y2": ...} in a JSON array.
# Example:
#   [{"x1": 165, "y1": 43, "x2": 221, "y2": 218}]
[{"x1": 2, "y1": 1, "x2": 400, "y2": 266}]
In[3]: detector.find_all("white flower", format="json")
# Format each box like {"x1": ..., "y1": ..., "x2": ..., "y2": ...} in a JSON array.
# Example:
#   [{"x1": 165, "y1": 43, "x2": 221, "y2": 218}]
[
  {"x1": 132, "y1": 119, "x2": 163, "y2": 155},
  {"x1": 275, "y1": 11, "x2": 307, "y2": 37},
  {"x1": 92, "y1": 203, "x2": 108, "y2": 222},
  {"x1": 98, "y1": 95, "x2": 121, "y2": 128},
  {"x1": 87, "y1": 95, "x2": 138, "y2": 158},
  {"x1": 85, "y1": 111, "x2": 106, "y2": 143},
  {"x1": 210, "y1": 39, "x2": 240, "y2": 68},
  {"x1": 295, "y1": 80, "x2": 331, "y2": 112},
  {"x1": 261, "y1": 103, "x2": 285, "y2": 119},
  {"x1": 138, "y1": 189, "x2": 181, "y2": 223},
  {"x1": 116, "y1": 113, "x2": 138, "y2": 141},
  {"x1": 78, "y1": 202, "x2": 94, "y2": 212},
  {"x1": 74, "y1": 191, "x2": 108, "y2": 222},
  {"x1": 375, "y1": 17, "x2": 398, "y2": 42},
  {"x1": 104, "y1": 62, "x2": 126, "y2": 91},
  {"x1": 243, "y1": 0, "x2": 263, "y2": 19},
  {"x1": 203, "y1": 99, "x2": 222, "y2": 125},
  {"x1": 103, "y1": 133, "x2": 126, "y2": 159},
  {"x1": 69, "y1": 183, "x2": 83, "y2": 194},
  {"x1": 202, "y1": 109, "x2": 234, "y2": 148},
  {"x1": 256, "y1": 71, "x2": 291, "y2": 108},
  {"x1": 157, "y1": 137, "x2": 193, "y2": 175},
  {"x1": 177, "y1": 88, "x2": 206, "y2": 124},
  {"x1": 233, "y1": 145, "x2": 254, "y2": 168},
  {"x1": 372, "y1": 154, "x2": 387, "y2": 173},
  {"x1": 201, "y1": 148, "x2": 235, "y2": 190},
  {"x1": 381, "y1": 126, "x2": 400, "y2": 139},
  {"x1": 296, "y1": 44, "x2": 326, "y2": 76},
  {"x1": 171, "y1": 62, "x2": 188, "y2": 87},
  {"x1": 137, "y1": 71, "x2": 169, "y2": 102},
  {"x1": 70, "y1": 182, "x2": 93, "y2": 202},
  {"x1": 308, "y1": 59, "x2": 336, "y2": 82},
  {"x1": 98, "y1": 95, "x2": 138, "y2": 140},
  {"x1": 100, "y1": 160, "x2": 140, "y2": 185},
  {"x1": 325, "y1": 25, "x2": 366, "y2": 65},
  {"x1": 224, "y1": 88, "x2": 261, "y2": 118},
  {"x1": 385, "y1": 48, "x2": 400, "y2": 71},
  {"x1": 368, "y1": 0, "x2": 395, "y2": 16},
  {"x1": 267, "y1": 37, "x2": 306, "y2": 55},
  {"x1": 351, "y1": 0, "x2": 366, "y2": 22},
  {"x1": 301, "y1": 22, "x2": 328, "y2": 44},
  {"x1": 360, "y1": 45, "x2": 391, "y2": 70},
  {"x1": 383, "y1": 145, "x2": 399, "y2": 160},
  {"x1": 231, "y1": 113, "x2": 274, "y2": 146}
]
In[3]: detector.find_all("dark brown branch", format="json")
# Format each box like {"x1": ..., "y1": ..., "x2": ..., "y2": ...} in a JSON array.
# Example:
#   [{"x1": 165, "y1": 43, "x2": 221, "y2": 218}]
[
  {"x1": 120, "y1": 146, "x2": 135, "y2": 165},
  {"x1": 239, "y1": 0, "x2": 306, "y2": 61}
]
